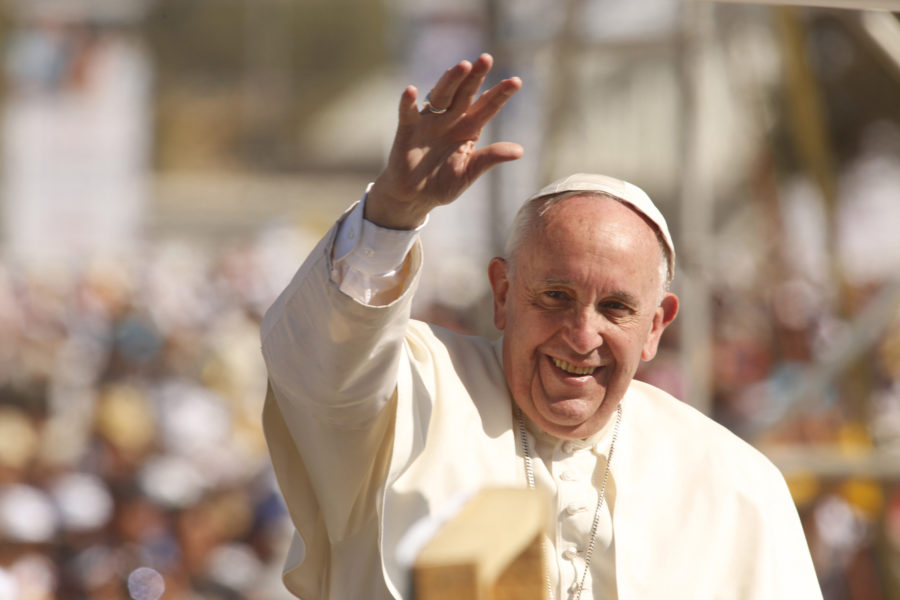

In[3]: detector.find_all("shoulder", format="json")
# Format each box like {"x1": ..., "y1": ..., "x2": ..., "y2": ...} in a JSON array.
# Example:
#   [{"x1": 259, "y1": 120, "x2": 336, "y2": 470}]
[
  {"x1": 625, "y1": 380, "x2": 787, "y2": 491},
  {"x1": 627, "y1": 379, "x2": 764, "y2": 460}
]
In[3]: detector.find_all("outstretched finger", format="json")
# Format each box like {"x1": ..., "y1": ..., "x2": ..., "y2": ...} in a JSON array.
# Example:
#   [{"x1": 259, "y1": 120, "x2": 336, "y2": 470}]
[
  {"x1": 449, "y1": 53, "x2": 493, "y2": 115},
  {"x1": 397, "y1": 85, "x2": 421, "y2": 128},
  {"x1": 464, "y1": 76, "x2": 522, "y2": 129},
  {"x1": 424, "y1": 60, "x2": 473, "y2": 114}
]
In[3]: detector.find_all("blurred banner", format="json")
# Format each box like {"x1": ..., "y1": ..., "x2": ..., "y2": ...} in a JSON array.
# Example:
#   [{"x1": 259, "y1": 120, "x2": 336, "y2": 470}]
[{"x1": 2, "y1": 2, "x2": 152, "y2": 268}]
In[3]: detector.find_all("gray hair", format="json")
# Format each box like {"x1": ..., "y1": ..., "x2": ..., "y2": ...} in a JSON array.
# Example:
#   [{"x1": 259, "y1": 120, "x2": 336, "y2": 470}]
[{"x1": 503, "y1": 191, "x2": 673, "y2": 300}]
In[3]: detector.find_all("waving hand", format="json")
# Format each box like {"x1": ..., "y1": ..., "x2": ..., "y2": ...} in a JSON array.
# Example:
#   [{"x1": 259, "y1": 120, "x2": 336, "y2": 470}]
[{"x1": 365, "y1": 54, "x2": 523, "y2": 230}]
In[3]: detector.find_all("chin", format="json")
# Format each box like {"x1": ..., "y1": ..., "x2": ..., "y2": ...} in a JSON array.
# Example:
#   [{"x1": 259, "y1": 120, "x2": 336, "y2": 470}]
[
  {"x1": 540, "y1": 419, "x2": 593, "y2": 440},
  {"x1": 543, "y1": 397, "x2": 598, "y2": 423},
  {"x1": 537, "y1": 398, "x2": 615, "y2": 437}
]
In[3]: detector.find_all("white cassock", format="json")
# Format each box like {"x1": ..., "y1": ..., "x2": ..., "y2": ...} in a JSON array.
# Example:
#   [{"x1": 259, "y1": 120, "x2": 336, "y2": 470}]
[{"x1": 261, "y1": 195, "x2": 822, "y2": 600}]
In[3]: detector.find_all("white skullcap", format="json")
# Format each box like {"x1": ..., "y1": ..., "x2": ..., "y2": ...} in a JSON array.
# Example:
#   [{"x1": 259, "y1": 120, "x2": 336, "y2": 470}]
[{"x1": 527, "y1": 173, "x2": 675, "y2": 281}]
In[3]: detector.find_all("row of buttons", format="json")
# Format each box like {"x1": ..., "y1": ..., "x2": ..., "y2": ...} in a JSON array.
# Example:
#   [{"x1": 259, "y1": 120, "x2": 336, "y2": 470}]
[
  {"x1": 563, "y1": 547, "x2": 588, "y2": 595},
  {"x1": 560, "y1": 448, "x2": 589, "y2": 593},
  {"x1": 545, "y1": 430, "x2": 601, "y2": 597}
]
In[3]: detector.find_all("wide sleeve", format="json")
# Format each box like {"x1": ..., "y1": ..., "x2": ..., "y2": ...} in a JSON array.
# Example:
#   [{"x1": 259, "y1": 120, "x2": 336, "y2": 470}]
[
  {"x1": 261, "y1": 209, "x2": 422, "y2": 427},
  {"x1": 260, "y1": 212, "x2": 423, "y2": 543}
]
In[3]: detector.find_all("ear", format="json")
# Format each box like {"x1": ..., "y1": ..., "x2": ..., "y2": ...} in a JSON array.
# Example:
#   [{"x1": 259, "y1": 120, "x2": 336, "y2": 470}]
[
  {"x1": 488, "y1": 257, "x2": 511, "y2": 330},
  {"x1": 641, "y1": 292, "x2": 679, "y2": 361}
]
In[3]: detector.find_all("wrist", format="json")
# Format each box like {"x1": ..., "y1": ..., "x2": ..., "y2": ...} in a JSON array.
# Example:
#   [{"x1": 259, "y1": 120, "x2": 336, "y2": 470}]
[{"x1": 365, "y1": 180, "x2": 429, "y2": 230}]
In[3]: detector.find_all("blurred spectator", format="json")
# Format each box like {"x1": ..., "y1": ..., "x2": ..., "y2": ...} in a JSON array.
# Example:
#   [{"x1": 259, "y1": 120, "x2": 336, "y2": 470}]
[{"x1": 0, "y1": 228, "x2": 298, "y2": 599}]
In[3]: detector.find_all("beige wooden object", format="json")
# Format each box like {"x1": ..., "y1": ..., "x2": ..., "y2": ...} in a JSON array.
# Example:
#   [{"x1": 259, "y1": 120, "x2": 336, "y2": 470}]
[{"x1": 413, "y1": 488, "x2": 549, "y2": 600}]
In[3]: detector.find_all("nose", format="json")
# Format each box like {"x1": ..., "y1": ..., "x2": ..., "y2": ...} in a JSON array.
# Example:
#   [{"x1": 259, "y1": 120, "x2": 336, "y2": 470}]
[{"x1": 563, "y1": 306, "x2": 604, "y2": 356}]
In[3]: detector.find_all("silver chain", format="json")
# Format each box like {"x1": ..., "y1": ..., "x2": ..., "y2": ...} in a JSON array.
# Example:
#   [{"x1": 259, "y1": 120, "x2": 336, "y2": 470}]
[{"x1": 517, "y1": 404, "x2": 623, "y2": 600}]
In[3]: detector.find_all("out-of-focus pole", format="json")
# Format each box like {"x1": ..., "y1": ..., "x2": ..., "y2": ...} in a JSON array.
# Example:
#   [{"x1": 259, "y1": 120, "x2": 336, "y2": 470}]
[
  {"x1": 539, "y1": 0, "x2": 588, "y2": 184},
  {"x1": 677, "y1": 2, "x2": 716, "y2": 415},
  {"x1": 486, "y1": 0, "x2": 506, "y2": 259}
]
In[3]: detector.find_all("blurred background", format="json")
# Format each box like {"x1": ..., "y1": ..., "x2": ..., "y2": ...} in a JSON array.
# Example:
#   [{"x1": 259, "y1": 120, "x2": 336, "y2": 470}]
[{"x1": 0, "y1": 0, "x2": 898, "y2": 598}]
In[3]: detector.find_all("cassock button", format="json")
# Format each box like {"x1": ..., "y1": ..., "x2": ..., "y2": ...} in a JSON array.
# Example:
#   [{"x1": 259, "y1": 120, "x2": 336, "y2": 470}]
[
  {"x1": 562, "y1": 546, "x2": 579, "y2": 560},
  {"x1": 560, "y1": 470, "x2": 578, "y2": 482},
  {"x1": 562, "y1": 441, "x2": 577, "y2": 455},
  {"x1": 591, "y1": 444, "x2": 609, "y2": 457},
  {"x1": 569, "y1": 583, "x2": 586, "y2": 594}
]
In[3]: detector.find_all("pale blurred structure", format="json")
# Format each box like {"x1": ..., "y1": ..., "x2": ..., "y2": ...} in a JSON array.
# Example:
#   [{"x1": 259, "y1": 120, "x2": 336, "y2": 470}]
[
  {"x1": 2, "y1": 0, "x2": 152, "y2": 268},
  {"x1": 0, "y1": 0, "x2": 899, "y2": 598}
]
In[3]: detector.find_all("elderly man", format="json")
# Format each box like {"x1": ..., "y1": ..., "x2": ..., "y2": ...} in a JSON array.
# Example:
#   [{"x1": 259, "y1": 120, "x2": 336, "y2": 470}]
[{"x1": 261, "y1": 54, "x2": 821, "y2": 599}]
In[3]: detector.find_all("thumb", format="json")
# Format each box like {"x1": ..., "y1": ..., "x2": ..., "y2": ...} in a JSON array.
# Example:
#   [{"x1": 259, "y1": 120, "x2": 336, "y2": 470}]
[{"x1": 467, "y1": 142, "x2": 524, "y2": 180}]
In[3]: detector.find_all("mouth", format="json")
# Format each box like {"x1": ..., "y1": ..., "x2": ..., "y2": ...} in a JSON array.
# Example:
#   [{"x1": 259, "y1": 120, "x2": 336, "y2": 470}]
[{"x1": 551, "y1": 357, "x2": 598, "y2": 376}]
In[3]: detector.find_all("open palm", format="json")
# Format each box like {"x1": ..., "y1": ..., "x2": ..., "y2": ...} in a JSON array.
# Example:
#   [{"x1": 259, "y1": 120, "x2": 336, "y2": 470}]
[{"x1": 365, "y1": 54, "x2": 523, "y2": 230}]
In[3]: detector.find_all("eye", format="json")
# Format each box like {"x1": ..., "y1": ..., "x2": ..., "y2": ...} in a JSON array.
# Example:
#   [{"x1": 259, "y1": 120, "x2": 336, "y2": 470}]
[
  {"x1": 544, "y1": 290, "x2": 569, "y2": 300},
  {"x1": 537, "y1": 289, "x2": 572, "y2": 308},
  {"x1": 599, "y1": 300, "x2": 634, "y2": 317}
]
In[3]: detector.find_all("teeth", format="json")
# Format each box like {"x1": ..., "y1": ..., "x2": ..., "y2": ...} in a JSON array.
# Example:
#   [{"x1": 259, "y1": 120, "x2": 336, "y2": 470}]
[{"x1": 552, "y1": 358, "x2": 597, "y2": 376}]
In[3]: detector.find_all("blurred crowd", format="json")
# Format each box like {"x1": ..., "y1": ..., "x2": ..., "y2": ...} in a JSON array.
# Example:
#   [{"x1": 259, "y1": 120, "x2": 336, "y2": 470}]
[{"x1": 0, "y1": 225, "x2": 316, "y2": 600}]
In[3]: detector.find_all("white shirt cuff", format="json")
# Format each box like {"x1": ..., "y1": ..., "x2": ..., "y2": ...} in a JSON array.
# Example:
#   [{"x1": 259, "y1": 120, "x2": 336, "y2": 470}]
[{"x1": 332, "y1": 184, "x2": 426, "y2": 304}]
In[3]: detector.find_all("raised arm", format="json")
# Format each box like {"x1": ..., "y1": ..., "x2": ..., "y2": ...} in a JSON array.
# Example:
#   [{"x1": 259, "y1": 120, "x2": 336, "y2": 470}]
[
  {"x1": 261, "y1": 55, "x2": 524, "y2": 579},
  {"x1": 263, "y1": 54, "x2": 522, "y2": 424},
  {"x1": 365, "y1": 53, "x2": 523, "y2": 230}
]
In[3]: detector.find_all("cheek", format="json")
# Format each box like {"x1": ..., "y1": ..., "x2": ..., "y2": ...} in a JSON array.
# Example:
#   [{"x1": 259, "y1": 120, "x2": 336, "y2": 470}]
[
  {"x1": 637, "y1": 317, "x2": 661, "y2": 360},
  {"x1": 513, "y1": 310, "x2": 559, "y2": 349},
  {"x1": 506, "y1": 316, "x2": 548, "y2": 367},
  {"x1": 607, "y1": 326, "x2": 647, "y2": 365}
]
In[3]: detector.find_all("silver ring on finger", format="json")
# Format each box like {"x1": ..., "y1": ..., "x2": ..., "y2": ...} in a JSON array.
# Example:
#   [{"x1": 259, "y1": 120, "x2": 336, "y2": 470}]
[{"x1": 423, "y1": 92, "x2": 448, "y2": 115}]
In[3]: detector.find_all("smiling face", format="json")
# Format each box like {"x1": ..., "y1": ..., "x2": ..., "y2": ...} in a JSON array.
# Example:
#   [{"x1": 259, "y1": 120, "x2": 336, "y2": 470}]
[{"x1": 489, "y1": 193, "x2": 678, "y2": 439}]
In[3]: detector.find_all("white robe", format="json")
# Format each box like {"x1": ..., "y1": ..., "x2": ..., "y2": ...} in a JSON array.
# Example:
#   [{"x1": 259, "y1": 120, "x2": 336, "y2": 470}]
[{"x1": 261, "y1": 215, "x2": 822, "y2": 599}]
